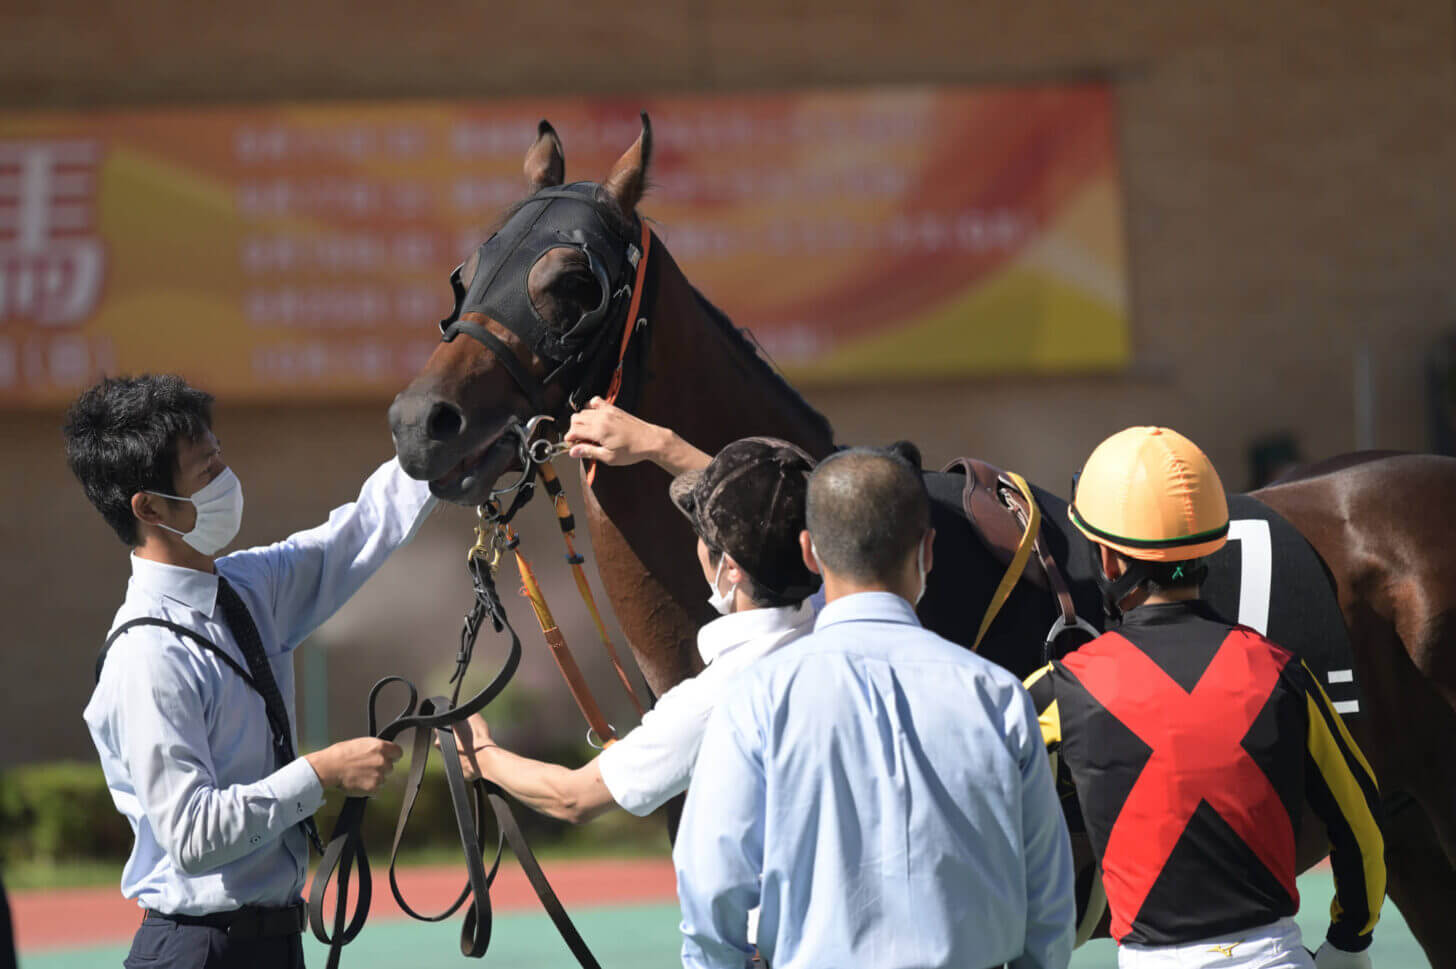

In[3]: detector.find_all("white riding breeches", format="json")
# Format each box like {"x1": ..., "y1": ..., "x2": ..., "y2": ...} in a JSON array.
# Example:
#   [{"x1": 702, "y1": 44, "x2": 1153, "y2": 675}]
[{"x1": 1117, "y1": 918, "x2": 1314, "y2": 969}]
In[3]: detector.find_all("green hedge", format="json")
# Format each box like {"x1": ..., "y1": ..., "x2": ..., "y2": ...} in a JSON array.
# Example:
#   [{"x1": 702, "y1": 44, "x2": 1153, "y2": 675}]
[
  {"x1": 0, "y1": 762, "x2": 132, "y2": 864},
  {"x1": 0, "y1": 748, "x2": 663, "y2": 869}
]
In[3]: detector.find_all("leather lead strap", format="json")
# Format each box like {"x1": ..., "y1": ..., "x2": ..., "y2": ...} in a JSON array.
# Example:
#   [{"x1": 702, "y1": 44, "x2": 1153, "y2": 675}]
[
  {"x1": 432, "y1": 713, "x2": 494, "y2": 957},
  {"x1": 507, "y1": 524, "x2": 617, "y2": 745},
  {"x1": 309, "y1": 563, "x2": 524, "y2": 966},
  {"x1": 539, "y1": 460, "x2": 648, "y2": 717},
  {"x1": 585, "y1": 221, "x2": 652, "y2": 489},
  {"x1": 387, "y1": 724, "x2": 478, "y2": 923},
  {"x1": 309, "y1": 536, "x2": 604, "y2": 969},
  {"x1": 486, "y1": 785, "x2": 603, "y2": 969}
]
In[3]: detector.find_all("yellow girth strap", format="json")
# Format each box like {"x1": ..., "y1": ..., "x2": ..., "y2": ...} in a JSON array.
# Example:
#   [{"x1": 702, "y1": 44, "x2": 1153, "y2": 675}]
[{"x1": 971, "y1": 471, "x2": 1040, "y2": 652}]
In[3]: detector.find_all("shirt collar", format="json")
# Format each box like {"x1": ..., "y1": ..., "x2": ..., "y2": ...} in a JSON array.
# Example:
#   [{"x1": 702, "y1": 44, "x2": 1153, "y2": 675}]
[
  {"x1": 814, "y1": 590, "x2": 921, "y2": 632},
  {"x1": 128, "y1": 552, "x2": 219, "y2": 616},
  {"x1": 698, "y1": 600, "x2": 814, "y2": 667},
  {"x1": 1119, "y1": 598, "x2": 1227, "y2": 627}
]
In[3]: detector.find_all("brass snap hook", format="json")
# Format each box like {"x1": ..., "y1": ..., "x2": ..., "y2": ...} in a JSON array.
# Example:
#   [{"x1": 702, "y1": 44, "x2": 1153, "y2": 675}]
[{"x1": 467, "y1": 505, "x2": 507, "y2": 571}]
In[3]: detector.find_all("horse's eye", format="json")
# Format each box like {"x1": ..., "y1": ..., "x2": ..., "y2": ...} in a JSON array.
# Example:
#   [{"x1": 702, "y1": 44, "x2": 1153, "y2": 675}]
[
  {"x1": 529, "y1": 248, "x2": 603, "y2": 331},
  {"x1": 553, "y1": 269, "x2": 604, "y2": 322}
]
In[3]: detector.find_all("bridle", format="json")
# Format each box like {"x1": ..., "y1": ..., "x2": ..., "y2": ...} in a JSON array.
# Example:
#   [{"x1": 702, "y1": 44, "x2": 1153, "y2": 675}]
[
  {"x1": 309, "y1": 187, "x2": 655, "y2": 969},
  {"x1": 309, "y1": 447, "x2": 647, "y2": 969},
  {"x1": 438, "y1": 182, "x2": 652, "y2": 427}
]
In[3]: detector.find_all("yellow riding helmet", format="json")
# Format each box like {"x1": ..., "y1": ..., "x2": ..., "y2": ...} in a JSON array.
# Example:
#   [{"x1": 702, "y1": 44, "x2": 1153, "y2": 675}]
[{"x1": 1069, "y1": 426, "x2": 1229, "y2": 562}]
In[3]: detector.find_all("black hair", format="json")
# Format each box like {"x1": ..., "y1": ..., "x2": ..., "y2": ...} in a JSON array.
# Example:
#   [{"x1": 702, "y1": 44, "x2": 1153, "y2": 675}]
[
  {"x1": 62, "y1": 375, "x2": 215, "y2": 546},
  {"x1": 1123, "y1": 554, "x2": 1206, "y2": 595},
  {"x1": 805, "y1": 446, "x2": 930, "y2": 583},
  {"x1": 703, "y1": 543, "x2": 803, "y2": 609}
]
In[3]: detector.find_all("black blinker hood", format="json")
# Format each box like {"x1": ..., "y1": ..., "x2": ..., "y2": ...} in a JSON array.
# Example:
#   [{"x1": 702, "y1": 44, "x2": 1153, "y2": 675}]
[{"x1": 438, "y1": 182, "x2": 643, "y2": 414}]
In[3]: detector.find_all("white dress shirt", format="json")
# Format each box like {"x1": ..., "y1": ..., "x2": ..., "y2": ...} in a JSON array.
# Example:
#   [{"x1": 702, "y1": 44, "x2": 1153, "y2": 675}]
[
  {"x1": 675, "y1": 591, "x2": 1077, "y2": 969},
  {"x1": 83, "y1": 458, "x2": 435, "y2": 915},
  {"x1": 596, "y1": 600, "x2": 814, "y2": 817}
]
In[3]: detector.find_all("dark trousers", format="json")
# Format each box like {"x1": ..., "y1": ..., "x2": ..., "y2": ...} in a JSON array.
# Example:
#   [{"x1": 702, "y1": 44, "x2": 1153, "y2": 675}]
[
  {"x1": 0, "y1": 871, "x2": 16, "y2": 969},
  {"x1": 124, "y1": 914, "x2": 304, "y2": 969}
]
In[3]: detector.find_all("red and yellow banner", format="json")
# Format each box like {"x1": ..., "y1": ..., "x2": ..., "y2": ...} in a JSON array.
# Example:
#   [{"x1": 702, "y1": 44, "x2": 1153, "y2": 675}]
[{"x1": 0, "y1": 86, "x2": 1128, "y2": 406}]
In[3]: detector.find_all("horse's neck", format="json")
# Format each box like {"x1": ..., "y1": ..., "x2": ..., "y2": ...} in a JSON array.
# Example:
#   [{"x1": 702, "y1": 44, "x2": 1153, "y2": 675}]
[
  {"x1": 632, "y1": 241, "x2": 835, "y2": 459},
  {"x1": 583, "y1": 239, "x2": 833, "y2": 697}
]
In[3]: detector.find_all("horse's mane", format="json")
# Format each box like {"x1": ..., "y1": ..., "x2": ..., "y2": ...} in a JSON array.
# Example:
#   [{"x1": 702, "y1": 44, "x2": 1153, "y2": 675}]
[{"x1": 688, "y1": 284, "x2": 835, "y2": 447}]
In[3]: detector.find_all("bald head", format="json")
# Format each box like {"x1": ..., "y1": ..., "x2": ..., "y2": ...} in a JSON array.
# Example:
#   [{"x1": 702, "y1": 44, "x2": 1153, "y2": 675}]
[{"x1": 806, "y1": 447, "x2": 930, "y2": 584}]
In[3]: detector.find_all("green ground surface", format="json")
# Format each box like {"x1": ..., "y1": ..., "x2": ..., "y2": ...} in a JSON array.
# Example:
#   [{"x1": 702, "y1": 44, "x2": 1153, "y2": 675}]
[{"x1": 23, "y1": 871, "x2": 1427, "y2": 968}]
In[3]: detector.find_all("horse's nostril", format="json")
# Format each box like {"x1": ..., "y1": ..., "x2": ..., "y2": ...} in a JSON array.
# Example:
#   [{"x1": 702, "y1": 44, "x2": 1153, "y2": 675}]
[{"x1": 427, "y1": 401, "x2": 465, "y2": 441}]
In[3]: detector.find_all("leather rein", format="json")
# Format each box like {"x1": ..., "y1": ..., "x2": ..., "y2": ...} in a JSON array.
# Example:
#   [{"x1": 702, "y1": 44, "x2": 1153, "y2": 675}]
[{"x1": 310, "y1": 191, "x2": 654, "y2": 968}]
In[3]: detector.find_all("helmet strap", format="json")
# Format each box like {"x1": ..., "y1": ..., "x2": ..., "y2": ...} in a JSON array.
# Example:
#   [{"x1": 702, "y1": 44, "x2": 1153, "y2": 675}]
[{"x1": 1092, "y1": 547, "x2": 1151, "y2": 623}]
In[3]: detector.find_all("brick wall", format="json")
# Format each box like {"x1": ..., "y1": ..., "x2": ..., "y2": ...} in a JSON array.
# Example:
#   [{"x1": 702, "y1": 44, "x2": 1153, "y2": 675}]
[{"x1": 3, "y1": 0, "x2": 1454, "y2": 760}]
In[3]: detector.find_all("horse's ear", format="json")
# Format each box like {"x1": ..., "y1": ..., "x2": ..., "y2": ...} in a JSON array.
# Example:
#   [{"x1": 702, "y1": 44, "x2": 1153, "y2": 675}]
[
  {"x1": 600, "y1": 112, "x2": 652, "y2": 217},
  {"x1": 525, "y1": 120, "x2": 565, "y2": 192}
]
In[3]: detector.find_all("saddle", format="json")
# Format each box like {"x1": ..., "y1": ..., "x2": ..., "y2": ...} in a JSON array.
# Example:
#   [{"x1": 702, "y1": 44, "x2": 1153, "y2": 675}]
[{"x1": 943, "y1": 457, "x2": 1089, "y2": 654}]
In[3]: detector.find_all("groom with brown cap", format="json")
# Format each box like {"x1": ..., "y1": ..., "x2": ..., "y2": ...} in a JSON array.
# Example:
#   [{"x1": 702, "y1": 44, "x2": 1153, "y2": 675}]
[{"x1": 446, "y1": 428, "x2": 821, "y2": 831}]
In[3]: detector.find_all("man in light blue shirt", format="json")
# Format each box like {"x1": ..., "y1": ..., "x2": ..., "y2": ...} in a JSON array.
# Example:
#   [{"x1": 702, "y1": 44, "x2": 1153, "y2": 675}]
[
  {"x1": 675, "y1": 447, "x2": 1076, "y2": 969},
  {"x1": 66, "y1": 375, "x2": 435, "y2": 968}
]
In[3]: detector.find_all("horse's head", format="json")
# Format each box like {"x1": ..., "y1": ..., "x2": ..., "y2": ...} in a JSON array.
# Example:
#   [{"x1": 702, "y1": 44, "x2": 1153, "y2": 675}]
[{"x1": 389, "y1": 115, "x2": 653, "y2": 503}]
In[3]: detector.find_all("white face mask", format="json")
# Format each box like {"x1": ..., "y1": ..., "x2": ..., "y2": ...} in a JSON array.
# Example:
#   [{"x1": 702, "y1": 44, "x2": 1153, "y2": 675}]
[
  {"x1": 706, "y1": 555, "x2": 738, "y2": 616},
  {"x1": 913, "y1": 539, "x2": 930, "y2": 607},
  {"x1": 147, "y1": 467, "x2": 245, "y2": 556}
]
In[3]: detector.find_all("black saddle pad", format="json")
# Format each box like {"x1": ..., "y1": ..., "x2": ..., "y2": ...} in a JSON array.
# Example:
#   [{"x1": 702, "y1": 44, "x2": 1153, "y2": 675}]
[
  {"x1": 924, "y1": 471, "x2": 1361, "y2": 721},
  {"x1": 1040, "y1": 490, "x2": 1362, "y2": 719},
  {"x1": 1199, "y1": 495, "x2": 1363, "y2": 720}
]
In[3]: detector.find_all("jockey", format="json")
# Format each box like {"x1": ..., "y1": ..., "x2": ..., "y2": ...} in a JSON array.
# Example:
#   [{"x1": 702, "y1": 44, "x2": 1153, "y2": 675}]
[
  {"x1": 1024, "y1": 426, "x2": 1386, "y2": 969},
  {"x1": 446, "y1": 397, "x2": 819, "y2": 828}
]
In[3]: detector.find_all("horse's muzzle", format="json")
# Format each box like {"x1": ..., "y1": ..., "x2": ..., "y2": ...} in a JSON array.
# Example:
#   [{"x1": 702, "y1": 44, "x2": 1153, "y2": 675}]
[{"x1": 390, "y1": 389, "x2": 522, "y2": 503}]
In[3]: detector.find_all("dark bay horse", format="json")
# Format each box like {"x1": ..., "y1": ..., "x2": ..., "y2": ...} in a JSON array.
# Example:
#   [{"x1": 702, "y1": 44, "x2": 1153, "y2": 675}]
[{"x1": 389, "y1": 117, "x2": 1456, "y2": 966}]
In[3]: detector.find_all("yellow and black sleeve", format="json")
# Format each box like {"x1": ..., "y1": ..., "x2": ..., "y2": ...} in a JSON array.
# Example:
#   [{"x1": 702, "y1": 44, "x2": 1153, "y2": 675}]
[
  {"x1": 1023, "y1": 663, "x2": 1062, "y2": 750},
  {"x1": 1298, "y1": 660, "x2": 1385, "y2": 952}
]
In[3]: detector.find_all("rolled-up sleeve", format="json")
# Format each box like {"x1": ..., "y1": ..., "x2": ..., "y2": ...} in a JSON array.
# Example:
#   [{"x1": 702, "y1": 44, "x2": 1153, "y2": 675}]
[
  {"x1": 597, "y1": 678, "x2": 710, "y2": 817},
  {"x1": 225, "y1": 458, "x2": 436, "y2": 649},
  {"x1": 674, "y1": 697, "x2": 765, "y2": 969},
  {"x1": 1009, "y1": 688, "x2": 1077, "y2": 969},
  {"x1": 107, "y1": 638, "x2": 325, "y2": 876}
]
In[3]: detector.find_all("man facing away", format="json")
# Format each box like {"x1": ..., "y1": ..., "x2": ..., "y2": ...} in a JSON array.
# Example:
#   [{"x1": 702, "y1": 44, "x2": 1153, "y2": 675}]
[
  {"x1": 675, "y1": 447, "x2": 1076, "y2": 969},
  {"x1": 1024, "y1": 426, "x2": 1385, "y2": 969},
  {"x1": 65, "y1": 374, "x2": 435, "y2": 968}
]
